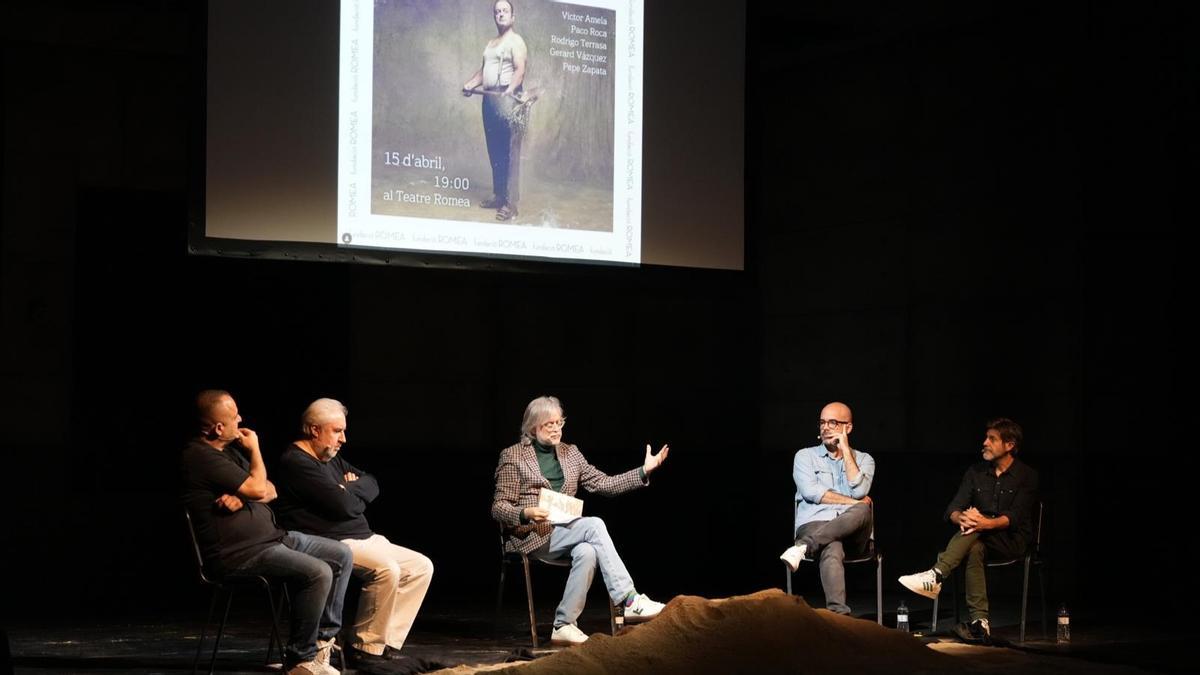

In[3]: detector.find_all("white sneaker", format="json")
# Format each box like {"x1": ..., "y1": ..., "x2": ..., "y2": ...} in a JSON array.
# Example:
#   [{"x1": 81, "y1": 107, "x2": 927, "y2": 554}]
[
  {"x1": 780, "y1": 544, "x2": 808, "y2": 572},
  {"x1": 314, "y1": 637, "x2": 339, "y2": 673},
  {"x1": 549, "y1": 623, "x2": 589, "y2": 645},
  {"x1": 625, "y1": 593, "x2": 666, "y2": 620},
  {"x1": 898, "y1": 569, "x2": 943, "y2": 599}
]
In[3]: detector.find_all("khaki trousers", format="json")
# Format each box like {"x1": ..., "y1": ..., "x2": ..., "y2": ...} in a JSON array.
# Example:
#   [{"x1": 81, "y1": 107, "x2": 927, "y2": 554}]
[{"x1": 342, "y1": 534, "x2": 434, "y2": 655}]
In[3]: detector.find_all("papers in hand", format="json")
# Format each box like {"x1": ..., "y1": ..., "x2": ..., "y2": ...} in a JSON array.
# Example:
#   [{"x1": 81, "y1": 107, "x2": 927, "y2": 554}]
[{"x1": 538, "y1": 488, "x2": 583, "y2": 525}]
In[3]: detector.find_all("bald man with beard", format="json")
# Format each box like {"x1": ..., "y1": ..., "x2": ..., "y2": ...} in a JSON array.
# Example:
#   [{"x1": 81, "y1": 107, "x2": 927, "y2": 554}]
[{"x1": 779, "y1": 402, "x2": 876, "y2": 616}]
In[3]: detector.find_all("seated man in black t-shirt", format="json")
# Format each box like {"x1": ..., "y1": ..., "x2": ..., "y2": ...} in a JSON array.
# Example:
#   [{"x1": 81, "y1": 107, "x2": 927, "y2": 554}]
[
  {"x1": 180, "y1": 390, "x2": 353, "y2": 675},
  {"x1": 273, "y1": 398, "x2": 433, "y2": 669}
]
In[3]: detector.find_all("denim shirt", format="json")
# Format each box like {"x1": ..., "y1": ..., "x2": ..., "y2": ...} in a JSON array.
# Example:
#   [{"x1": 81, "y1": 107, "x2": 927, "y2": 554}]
[{"x1": 793, "y1": 444, "x2": 875, "y2": 533}]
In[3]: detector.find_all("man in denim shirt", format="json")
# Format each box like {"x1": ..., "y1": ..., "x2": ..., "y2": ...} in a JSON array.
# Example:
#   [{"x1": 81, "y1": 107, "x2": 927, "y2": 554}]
[
  {"x1": 899, "y1": 418, "x2": 1038, "y2": 644},
  {"x1": 779, "y1": 402, "x2": 875, "y2": 615}
]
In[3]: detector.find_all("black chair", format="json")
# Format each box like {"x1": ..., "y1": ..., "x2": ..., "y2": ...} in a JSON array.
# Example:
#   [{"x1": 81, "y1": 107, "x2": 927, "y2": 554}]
[
  {"x1": 184, "y1": 510, "x2": 288, "y2": 674},
  {"x1": 931, "y1": 501, "x2": 1047, "y2": 642},
  {"x1": 784, "y1": 503, "x2": 883, "y2": 625},
  {"x1": 495, "y1": 525, "x2": 620, "y2": 647}
]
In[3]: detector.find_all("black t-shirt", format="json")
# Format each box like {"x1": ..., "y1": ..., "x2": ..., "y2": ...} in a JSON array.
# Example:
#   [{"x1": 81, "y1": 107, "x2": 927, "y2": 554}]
[
  {"x1": 273, "y1": 444, "x2": 380, "y2": 541},
  {"x1": 180, "y1": 439, "x2": 286, "y2": 574}
]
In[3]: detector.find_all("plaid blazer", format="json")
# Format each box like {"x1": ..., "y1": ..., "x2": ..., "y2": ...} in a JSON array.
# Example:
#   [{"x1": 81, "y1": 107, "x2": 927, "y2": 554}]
[{"x1": 491, "y1": 437, "x2": 646, "y2": 554}]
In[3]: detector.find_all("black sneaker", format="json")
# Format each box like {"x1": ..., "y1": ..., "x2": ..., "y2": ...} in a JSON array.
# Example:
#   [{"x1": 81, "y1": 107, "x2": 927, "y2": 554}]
[
  {"x1": 351, "y1": 646, "x2": 411, "y2": 662},
  {"x1": 346, "y1": 647, "x2": 398, "y2": 674},
  {"x1": 952, "y1": 618, "x2": 992, "y2": 645},
  {"x1": 347, "y1": 647, "x2": 448, "y2": 674}
]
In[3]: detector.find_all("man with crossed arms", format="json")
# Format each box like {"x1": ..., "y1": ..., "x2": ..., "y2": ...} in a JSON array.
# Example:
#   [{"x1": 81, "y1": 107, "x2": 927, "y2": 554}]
[{"x1": 273, "y1": 398, "x2": 434, "y2": 669}]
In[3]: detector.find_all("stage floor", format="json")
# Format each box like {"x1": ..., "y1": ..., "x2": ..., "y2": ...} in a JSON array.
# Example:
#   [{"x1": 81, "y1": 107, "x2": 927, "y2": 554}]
[{"x1": 5, "y1": 592, "x2": 1187, "y2": 674}]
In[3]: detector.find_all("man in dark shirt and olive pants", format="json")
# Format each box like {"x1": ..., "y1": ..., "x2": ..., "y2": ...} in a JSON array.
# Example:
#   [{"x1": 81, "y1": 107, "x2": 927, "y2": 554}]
[{"x1": 899, "y1": 418, "x2": 1038, "y2": 644}]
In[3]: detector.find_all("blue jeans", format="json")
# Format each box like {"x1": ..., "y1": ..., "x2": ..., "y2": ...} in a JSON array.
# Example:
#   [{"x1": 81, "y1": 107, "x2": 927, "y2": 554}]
[
  {"x1": 537, "y1": 517, "x2": 636, "y2": 627},
  {"x1": 234, "y1": 531, "x2": 353, "y2": 664},
  {"x1": 482, "y1": 89, "x2": 522, "y2": 207}
]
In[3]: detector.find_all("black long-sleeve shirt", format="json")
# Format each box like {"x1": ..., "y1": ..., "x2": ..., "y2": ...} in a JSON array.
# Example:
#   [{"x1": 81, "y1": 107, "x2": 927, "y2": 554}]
[
  {"x1": 944, "y1": 457, "x2": 1039, "y2": 546},
  {"x1": 272, "y1": 444, "x2": 380, "y2": 541}
]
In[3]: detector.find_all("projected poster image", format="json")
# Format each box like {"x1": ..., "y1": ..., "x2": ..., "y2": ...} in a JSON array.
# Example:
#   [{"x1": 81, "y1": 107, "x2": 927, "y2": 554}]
[{"x1": 338, "y1": 0, "x2": 643, "y2": 264}]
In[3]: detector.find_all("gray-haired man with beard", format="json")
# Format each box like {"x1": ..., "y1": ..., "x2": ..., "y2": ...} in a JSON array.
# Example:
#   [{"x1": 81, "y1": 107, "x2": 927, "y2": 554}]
[{"x1": 273, "y1": 399, "x2": 434, "y2": 670}]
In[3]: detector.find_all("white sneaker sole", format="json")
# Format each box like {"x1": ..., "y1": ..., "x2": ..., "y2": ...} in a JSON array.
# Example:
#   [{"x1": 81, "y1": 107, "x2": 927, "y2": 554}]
[{"x1": 548, "y1": 638, "x2": 588, "y2": 647}]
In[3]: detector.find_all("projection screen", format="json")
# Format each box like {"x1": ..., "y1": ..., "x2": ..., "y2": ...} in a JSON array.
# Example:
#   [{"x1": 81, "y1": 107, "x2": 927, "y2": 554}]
[{"x1": 197, "y1": 0, "x2": 744, "y2": 270}]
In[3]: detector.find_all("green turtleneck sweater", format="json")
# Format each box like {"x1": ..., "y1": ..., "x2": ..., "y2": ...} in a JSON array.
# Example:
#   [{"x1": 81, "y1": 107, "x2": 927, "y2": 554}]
[{"x1": 533, "y1": 439, "x2": 565, "y2": 492}]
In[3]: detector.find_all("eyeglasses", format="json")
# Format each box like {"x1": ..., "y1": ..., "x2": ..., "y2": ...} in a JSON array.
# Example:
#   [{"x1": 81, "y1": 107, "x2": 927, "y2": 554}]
[
  {"x1": 818, "y1": 419, "x2": 850, "y2": 429},
  {"x1": 540, "y1": 418, "x2": 566, "y2": 430}
]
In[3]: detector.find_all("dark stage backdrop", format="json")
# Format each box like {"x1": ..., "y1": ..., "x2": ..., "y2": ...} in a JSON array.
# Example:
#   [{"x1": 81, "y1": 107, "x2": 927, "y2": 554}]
[{"x1": 1, "y1": 0, "x2": 1183, "y2": 625}]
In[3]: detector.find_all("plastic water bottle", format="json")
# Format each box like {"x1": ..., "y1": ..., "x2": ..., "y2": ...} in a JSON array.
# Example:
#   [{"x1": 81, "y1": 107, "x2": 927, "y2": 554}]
[
  {"x1": 896, "y1": 600, "x2": 910, "y2": 633},
  {"x1": 1056, "y1": 603, "x2": 1070, "y2": 643}
]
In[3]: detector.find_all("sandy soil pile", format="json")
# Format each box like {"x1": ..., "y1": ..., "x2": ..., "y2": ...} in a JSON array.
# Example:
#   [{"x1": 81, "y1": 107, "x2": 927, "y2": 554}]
[
  {"x1": 492, "y1": 589, "x2": 948, "y2": 675},
  {"x1": 428, "y1": 590, "x2": 1153, "y2": 675}
]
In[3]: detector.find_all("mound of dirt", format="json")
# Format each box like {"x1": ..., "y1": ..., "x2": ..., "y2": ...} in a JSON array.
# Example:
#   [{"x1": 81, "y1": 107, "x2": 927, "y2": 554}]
[{"x1": 489, "y1": 589, "x2": 950, "y2": 675}]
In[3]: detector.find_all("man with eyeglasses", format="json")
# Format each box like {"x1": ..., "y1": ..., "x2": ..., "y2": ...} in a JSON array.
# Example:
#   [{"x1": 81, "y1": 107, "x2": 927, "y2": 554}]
[
  {"x1": 779, "y1": 401, "x2": 875, "y2": 616},
  {"x1": 899, "y1": 418, "x2": 1038, "y2": 644},
  {"x1": 491, "y1": 395, "x2": 671, "y2": 645}
]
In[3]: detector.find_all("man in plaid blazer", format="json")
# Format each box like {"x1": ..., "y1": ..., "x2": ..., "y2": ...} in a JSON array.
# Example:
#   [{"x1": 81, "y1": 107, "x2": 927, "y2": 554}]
[{"x1": 491, "y1": 395, "x2": 671, "y2": 645}]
